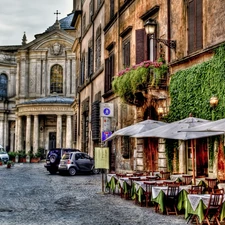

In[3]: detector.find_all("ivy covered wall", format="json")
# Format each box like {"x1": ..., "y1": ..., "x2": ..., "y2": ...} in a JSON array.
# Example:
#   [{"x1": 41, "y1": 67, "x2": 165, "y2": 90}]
[
  {"x1": 167, "y1": 44, "x2": 225, "y2": 176},
  {"x1": 168, "y1": 44, "x2": 225, "y2": 122}
]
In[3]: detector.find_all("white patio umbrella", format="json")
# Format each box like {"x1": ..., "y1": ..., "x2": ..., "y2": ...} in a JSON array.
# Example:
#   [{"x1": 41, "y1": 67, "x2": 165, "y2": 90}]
[
  {"x1": 132, "y1": 116, "x2": 223, "y2": 184},
  {"x1": 181, "y1": 118, "x2": 225, "y2": 132},
  {"x1": 104, "y1": 119, "x2": 167, "y2": 142}
]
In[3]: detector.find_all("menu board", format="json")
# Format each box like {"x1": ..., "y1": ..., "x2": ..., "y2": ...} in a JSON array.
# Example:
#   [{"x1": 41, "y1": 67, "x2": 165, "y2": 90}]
[{"x1": 95, "y1": 147, "x2": 109, "y2": 169}]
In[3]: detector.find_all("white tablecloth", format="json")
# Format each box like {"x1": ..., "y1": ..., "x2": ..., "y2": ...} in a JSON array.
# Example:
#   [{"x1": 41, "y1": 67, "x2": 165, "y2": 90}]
[
  {"x1": 152, "y1": 185, "x2": 191, "y2": 199},
  {"x1": 106, "y1": 174, "x2": 117, "y2": 183},
  {"x1": 218, "y1": 183, "x2": 225, "y2": 191},
  {"x1": 187, "y1": 194, "x2": 225, "y2": 211}
]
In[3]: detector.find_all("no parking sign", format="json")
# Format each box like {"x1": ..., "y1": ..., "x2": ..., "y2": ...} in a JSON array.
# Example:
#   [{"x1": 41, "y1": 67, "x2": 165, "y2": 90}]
[{"x1": 100, "y1": 103, "x2": 114, "y2": 117}]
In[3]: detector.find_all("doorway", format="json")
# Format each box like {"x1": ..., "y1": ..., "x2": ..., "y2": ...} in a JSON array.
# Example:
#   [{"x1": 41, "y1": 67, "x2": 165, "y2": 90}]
[
  {"x1": 144, "y1": 138, "x2": 158, "y2": 172},
  {"x1": 196, "y1": 138, "x2": 208, "y2": 177},
  {"x1": 49, "y1": 132, "x2": 56, "y2": 150}
]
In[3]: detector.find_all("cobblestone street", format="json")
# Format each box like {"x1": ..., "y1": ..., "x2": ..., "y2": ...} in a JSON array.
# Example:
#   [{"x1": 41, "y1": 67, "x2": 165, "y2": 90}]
[{"x1": 0, "y1": 163, "x2": 187, "y2": 225}]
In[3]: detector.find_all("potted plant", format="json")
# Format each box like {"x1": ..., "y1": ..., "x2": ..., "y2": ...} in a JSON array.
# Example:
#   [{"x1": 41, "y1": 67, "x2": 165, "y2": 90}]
[
  {"x1": 7, "y1": 160, "x2": 12, "y2": 168},
  {"x1": 31, "y1": 148, "x2": 43, "y2": 163},
  {"x1": 8, "y1": 151, "x2": 17, "y2": 162},
  {"x1": 18, "y1": 150, "x2": 26, "y2": 163}
]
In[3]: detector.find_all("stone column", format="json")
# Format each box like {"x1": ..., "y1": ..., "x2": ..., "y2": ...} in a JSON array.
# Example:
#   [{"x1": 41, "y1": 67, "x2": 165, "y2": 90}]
[
  {"x1": 56, "y1": 115, "x2": 62, "y2": 148},
  {"x1": 25, "y1": 115, "x2": 31, "y2": 153},
  {"x1": 66, "y1": 115, "x2": 72, "y2": 148},
  {"x1": 17, "y1": 116, "x2": 23, "y2": 151},
  {"x1": 3, "y1": 113, "x2": 9, "y2": 149},
  {"x1": 179, "y1": 141, "x2": 186, "y2": 173},
  {"x1": 33, "y1": 115, "x2": 39, "y2": 153}
]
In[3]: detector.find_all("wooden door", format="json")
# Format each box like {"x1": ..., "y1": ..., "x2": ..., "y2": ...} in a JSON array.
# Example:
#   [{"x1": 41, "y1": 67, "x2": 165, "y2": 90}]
[
  {"x1": 144, "y1": 138, "x2": 158, "y2": 172},
  {"x1": 196, "y1": 138, "x2": 208, "y2": 177}
]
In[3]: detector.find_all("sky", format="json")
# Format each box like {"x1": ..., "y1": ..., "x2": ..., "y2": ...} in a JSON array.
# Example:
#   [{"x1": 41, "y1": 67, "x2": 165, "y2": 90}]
[{"x1": 0, "y1": 0, "x2": 73, "y2": 46}]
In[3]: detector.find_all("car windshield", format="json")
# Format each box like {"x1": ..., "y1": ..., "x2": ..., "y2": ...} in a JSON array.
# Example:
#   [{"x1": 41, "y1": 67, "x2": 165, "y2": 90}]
[{"x1": 0, "y1": 151, "x2": 7, "y2": 154}]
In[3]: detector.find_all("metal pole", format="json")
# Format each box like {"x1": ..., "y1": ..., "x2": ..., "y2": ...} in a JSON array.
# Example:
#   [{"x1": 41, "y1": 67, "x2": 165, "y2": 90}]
[{"x1": 191, "y1": 139, "x2": 196, "y2": 185}]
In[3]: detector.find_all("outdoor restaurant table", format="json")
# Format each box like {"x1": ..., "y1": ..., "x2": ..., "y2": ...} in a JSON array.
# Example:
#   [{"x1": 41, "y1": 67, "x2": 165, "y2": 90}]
[
  {"x1": 218, "y1": 183, "x2": 225, "y2": 191},
  {"x1": 195, "y1": 177, "x2": 207, "y2": 187},
  {"x1": 151, "y1": 185, "x2": 191, "y2": 213},
  {"x1": 185, "y1": 194, "x2": 225, "y2": 223},
  {"x1": 106, "y1": 174, "x2": 118, "y2": 193},
  {"x1": 170, "y1": 174, "x2": 190, "y2": 182},
  {"x1": 118, "y1": 176, "x2": 147, "y2": 198}
]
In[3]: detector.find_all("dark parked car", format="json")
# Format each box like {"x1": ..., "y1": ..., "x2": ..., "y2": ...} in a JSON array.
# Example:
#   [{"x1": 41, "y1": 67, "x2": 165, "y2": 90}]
[
  {"x1": 58, "y1": 152, "x2": 99, "y2": 176},
  {"x1": 44, "y1": 148, "x2": 80, "y2": 174}
]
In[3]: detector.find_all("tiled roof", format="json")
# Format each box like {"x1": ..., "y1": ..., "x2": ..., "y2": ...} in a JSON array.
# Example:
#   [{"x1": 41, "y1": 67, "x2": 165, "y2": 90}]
[
  {"x1": 59, "y1": 12, "x2": 75, "y2": 30},
  {"x1": 46, "y1": 12, "x2": 75, "y2": 32}
]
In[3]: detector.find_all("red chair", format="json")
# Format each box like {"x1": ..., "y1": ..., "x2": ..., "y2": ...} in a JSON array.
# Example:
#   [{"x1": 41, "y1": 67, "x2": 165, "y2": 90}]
[
  {"x1": 165, "y1": 184, "x2": 180, "y2": 215},
  {"x1": 200, "y1": 193, "x2": 224, "y2": 225},
  {"x1": 182, "y1": 175, "x2": 193, "y2": 185},
  {"x1": 161, "y1": 171, "x2": 171, "y2": 180},
  {"x1": 205, "y1": 178, "x2": 217, "y2": 193},
  {"x1": 143, "y1": 181, "x2": 156, "y2": 207},
  {"x1": 188, "y1": 185, "x2": 203, "y2": 194}
]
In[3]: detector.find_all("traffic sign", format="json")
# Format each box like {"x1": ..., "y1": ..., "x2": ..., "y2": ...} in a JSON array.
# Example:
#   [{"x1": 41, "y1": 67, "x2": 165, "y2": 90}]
[{"x1": 100, "y1": 103, "x2": 114, "y2": 117}]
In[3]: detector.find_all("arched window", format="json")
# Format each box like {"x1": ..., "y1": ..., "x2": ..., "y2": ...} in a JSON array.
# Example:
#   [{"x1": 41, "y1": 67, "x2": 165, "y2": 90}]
[
  {"x1": 50, "y1": 64, "x2": 63, "y2": 94},
  {"x1": 0, "y1": 74, "x2": 8, "y2": 99}
]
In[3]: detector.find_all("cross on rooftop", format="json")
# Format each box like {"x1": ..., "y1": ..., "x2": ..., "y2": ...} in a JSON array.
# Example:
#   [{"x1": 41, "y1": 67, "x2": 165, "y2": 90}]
[{"x1": 54, "y1": 10, "x2": 61, "y2": 21}]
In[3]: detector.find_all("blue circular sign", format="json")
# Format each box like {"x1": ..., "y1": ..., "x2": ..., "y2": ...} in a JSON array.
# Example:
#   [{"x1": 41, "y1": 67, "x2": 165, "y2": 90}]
[{"x1": 103, "y1": 108, "x2": 111, "y2": 116}]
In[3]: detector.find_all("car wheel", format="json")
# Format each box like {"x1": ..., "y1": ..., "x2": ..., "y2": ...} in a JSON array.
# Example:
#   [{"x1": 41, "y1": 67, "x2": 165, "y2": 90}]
[
  {"x1": 92, "y1": 167, "x2": 100, "y2": 174},
  {"x1": 49, "y1": 170, "x2": 57, "y2": 175},
  {"x1": 68, "y1": 167, "x2": 76, "y2": 176},
  {"x1": 49, "y1": 154, "x2": 57, "y2": 163}
]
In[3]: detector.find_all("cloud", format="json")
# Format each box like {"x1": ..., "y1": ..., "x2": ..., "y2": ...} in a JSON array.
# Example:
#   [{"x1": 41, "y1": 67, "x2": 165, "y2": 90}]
[{"x1": 0, "y1": 0, "x2": 73, "y2": 45}]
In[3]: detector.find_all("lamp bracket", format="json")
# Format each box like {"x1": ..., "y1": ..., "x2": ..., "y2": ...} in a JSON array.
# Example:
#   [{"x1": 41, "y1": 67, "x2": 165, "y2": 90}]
[{"x1": 153, "y1": 38, "x2": 176, "y2": 50}]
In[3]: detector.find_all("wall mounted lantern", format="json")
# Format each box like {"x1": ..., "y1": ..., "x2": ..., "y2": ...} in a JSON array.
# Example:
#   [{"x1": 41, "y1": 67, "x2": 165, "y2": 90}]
[
  {"x1": 144, "y1": 19, "x2": 176, "y2": 50},
  {"x1": 158, "y1": 107, "x2": 164, "y2": 116},
  {"x1": 210, "y1": 96, "x2": 219, "y2": 108}
]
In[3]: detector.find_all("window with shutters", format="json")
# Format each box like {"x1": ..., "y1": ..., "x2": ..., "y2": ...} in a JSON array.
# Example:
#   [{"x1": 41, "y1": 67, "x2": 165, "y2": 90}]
[
  {"x1": 136, "y1": 28, "x2": 157, "y2": 64},
  {"x1": 121, "y1": 136, "x2": 130, "y2": 159},
  {"x1": 88, "y1": 42, "x2": 93, "y2": 77},
  {"x1": 96, "y1": 26, "x2": 101, "y2": 70},
  {"x1": 80, "y1": 54, "x2": 85, "y2": 85},
  {"x1": 97, "y1": 0, "x2": 102, "y2": 8},
  {"x1": 89, "y1": 0, "x2": 93, "y2": 23},
  {"x1": 82, "y1": 99, "x2": 89, "y2": 153},
  {"x1": 187, "y1": 0, "x2": 203, "y2": 54},
  {"x1": 82, "y1": 13, "x2": 86, "y2": 35},
  {"x1": 91, "y1": 101, "x2": 100, "y2": 140},
  {"x1": 50, "y1": 64, "x2": 63, "y2": 94},
  {"x1": 110, "y1": 0, "x2": 114, "y2": 20},
  {"x1": 123, "y1": 38, "x2": 130, "y2": 68},
  {"x1": 105, "y1": 53, "x2": 114, "y2": 93},
  {"x1": 0, "y1": 74, "x2": 8, "y2": 100}
]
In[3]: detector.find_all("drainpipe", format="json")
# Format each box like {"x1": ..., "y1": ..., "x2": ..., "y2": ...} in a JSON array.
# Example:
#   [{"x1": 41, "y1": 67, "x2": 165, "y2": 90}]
[{"x1": 167, "y1": 0, "x2": 171, "y2": 63}]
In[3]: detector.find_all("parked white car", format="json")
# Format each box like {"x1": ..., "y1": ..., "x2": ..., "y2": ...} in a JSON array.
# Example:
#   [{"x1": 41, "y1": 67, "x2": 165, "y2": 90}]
[{"x1": 0, "y1": 145, "x2": 9, "y2": 163}]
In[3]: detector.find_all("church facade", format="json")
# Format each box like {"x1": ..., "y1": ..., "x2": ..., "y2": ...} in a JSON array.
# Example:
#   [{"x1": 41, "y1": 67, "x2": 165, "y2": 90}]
[{"x1": 0, "y1": 13, "x2": 76, "y2": 154}]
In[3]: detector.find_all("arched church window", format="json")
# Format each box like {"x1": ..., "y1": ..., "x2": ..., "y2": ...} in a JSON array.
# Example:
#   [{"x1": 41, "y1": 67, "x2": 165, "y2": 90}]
[
  {"x1": 0, "y1": 73, "x2": 8, "y2": 99},
  {"x1": 50, "y1": 64, "x2": 63, "y2": 94}
]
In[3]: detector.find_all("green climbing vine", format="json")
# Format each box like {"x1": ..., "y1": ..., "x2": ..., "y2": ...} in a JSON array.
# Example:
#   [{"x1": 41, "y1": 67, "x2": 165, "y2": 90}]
[{"x1": 167, "y1": 44, "x2": 225, "y2": 122}]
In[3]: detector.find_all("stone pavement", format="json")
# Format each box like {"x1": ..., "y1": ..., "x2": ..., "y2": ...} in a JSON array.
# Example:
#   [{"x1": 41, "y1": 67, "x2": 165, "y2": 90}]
[{"x1": 0, "y1": 163, "x2": 191, "y2": 224}]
